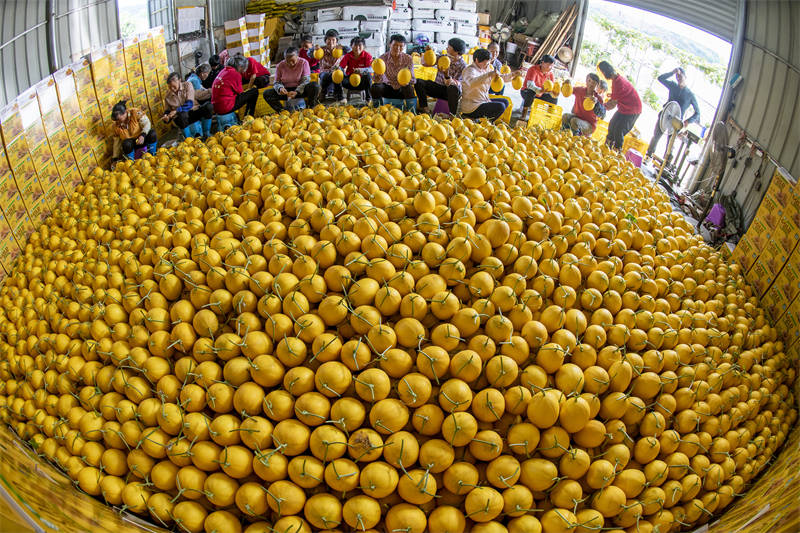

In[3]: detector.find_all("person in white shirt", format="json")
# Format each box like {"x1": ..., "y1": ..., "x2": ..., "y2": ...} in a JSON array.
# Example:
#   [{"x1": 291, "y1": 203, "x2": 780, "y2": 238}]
[{"x1": 460, "y1": 48, "x2": 515, "y2": 121}]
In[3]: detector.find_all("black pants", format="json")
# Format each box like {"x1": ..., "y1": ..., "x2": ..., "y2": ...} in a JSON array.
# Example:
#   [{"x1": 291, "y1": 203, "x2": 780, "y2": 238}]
[
  {"x1": 226, "y1": 87, "x2": 259, "y2": 116},
  {"x1": 370, "y1": 83, "x2": 416, "y2": 101},
  {"x1": 521, "y1": 89, "x2": 557, "y2": 107},
  {"x1": 647, "y1": 108, "x2": 671, "y2": 157},
  {"x1": 173, "y1": 101, "x2": 213, "y2": 128},
  {"x1": 320, "y1": 72, "x2": 342, "y2": 99},
  {"x1": 264, "y1": 83, "x2": 320, "y2": 111},
  {"x1": 343, "y1": 76, "x2": 371, "y2": 100},
  {"x1": 415, "y1": 80, "x2": 460, "y2": 114},
  {"x1": 607, "y1": 111, "x2": 640, "y2": 150},
  {"x1": 121, "y1": 129, "x2": 157, "y2": 153},
  {"x1": 464, "y1": 100, "x2": 508, "y2": 121},
  {"x1": 250, "y1": 75, "x2": 269, "y2": 89}
]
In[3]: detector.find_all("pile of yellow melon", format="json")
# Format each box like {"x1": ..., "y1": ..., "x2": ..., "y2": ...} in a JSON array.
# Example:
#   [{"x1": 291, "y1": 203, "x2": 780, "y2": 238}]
[{"x1": 0, "y1": 104, "x2": 795, "y2": 533}]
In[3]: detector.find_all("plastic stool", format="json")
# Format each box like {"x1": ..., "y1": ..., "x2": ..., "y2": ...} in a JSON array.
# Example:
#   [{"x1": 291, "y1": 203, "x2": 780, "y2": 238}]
[
  {"x1": 216, "y1": 112, "x2": 238, "y2": 132},
  {"x1": 489, "y1": 95, "x2": 513, "y2": 124},
  {"x1": 626, "y1": 148, "x2": 643, "y2": 168},
  {"x1": 382, "y1": 97, "x2": 417, "y2": 112},
  {"x1": 432, "y1": 99, "x2": 451, "y2": 115}
]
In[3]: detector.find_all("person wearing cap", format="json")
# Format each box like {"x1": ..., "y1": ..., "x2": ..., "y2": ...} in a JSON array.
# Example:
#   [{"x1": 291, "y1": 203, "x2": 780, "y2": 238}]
[
  {"x1": 598, "y1": 60, "x2": 642, "y2": 150},
  {"x1": 298, "y1": 34, "x2": 320, "y2": 73},
  {"x1": 647, "y1": 67, "x2": 700, "y2": 157},
  {"x1": 519, "y1": 54, "x2": 558, "y2": 119},
  {"x1": 110, "y1": 100, "x2": 157, "y2": 160},
  {"x1": 561, "y1": 73, "x2": 604, "y2": 136},
  {"x1": 488, "y1": 42, "x2": 504, "y2": 95},
  {"x1": 338, "y1": 37, "x2": 373, "y2": 102},
  {"x1": 460, "y1": 48, "x2": 516, "y2": 121},
  {"x1": 370, "y1": 34, "x2": 417, "y2": 103},
  {"x1": 264, "y1": 47, "x2": 320, "y2": 111},
  {"x1": 211, "y1": 56, "x2": 259, "y2": 117},
  {"x1": 416, "y1": 37, "x2": 467, "y2": 115}
]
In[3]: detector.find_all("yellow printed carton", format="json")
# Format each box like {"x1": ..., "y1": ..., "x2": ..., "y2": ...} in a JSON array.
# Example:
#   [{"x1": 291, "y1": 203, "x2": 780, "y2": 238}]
[
  {"x1": 731, "y1": 234, "x2": 759, "y2": 272},
  {"x1": 769, "y1": 166, "x2": 795, "y2": 206},
  {"x1": 761, "y1": 238, "x2": 790, "y2": 277},
  {"x1": 75, "y1": 151, "x2": 97, "y2": 182},
  {"x1": 762, "y1": 284, "x2": 790, "y2": 322},
  {"x1": 773, "y1": 211, "x2": 800, "y2": 256},
  {"x1": 780, "y1": 191, "x2": 800, "y2": 232},
  {"x1": 752, "y1": 191, "x2": 783, "y2": 229},
  {"x1": 53, "y1": 66, "x2": 82, "y2": 121},
  {"x1": 106, "y1": 41, "x2": 132, "y2": 102},
  {"x1": 90, "y1": 47, "x2": 113, "y2": 96},
  {"x1": 773, "y1": 255, "x2": 800, "y2": 305},
  {"x1": 28, "y1": 142, "x2": 54, "y2": 173},
  {"x1": 0, "y1": 209, "x2": 20, "y2": 275},
  {"x1": 0, "y1": 101, "x2": 25, "y2": 144},
  {"x1": 65, "y1": 115, "x2": 89, "y2": 139},
  {"x1": 123, "y1": 36, "x2": 145, "y2": 82},
  {"x1": 778, "y1": 300, "x2": 800, "y2": 348},
  {"x1": 745, "y1": 215, "x2": 772, "y2": 251},
  {"x1": 746, "y1": 257, "x2": 774, "y2": 297},
  {"x1": 39, "y1": 162, "x2": 67, "y2": 208},
  {"x1": 1, "y1": 192, "x2": 32, "y2": 245},
  {"x1": 18, "y1": 90, "x2": 49, "y2": 154},
  {"x1": 2, "y1": 135, "x2": 29, "y2": 169},
  {"x1": 0, "y1": 171, "x2": 20, "y2": 207},
  {"x1": 60, "y1": 166, "x2": 83, "y2": 196}
]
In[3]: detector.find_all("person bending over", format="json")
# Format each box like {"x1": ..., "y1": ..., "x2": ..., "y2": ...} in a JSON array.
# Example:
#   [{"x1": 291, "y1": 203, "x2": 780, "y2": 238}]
[
  {"x1": 598, "y1": 60, "x2": 642, "y2": 150},
  {"x1": 561, "y1": 73, "x2": 604, "y2": 136},
  {"x1": 110, "y1": 101, "x2": 156, "y2": 160},
  {"x1": 370, "y1": 34, "x2": 416, "y2": 103},
  {"x1": 520, "y1": 54, "x2": 558, "y2": 119},
  {"x1": 416, "y1": 37, "x2": 466, "y2": 115},
  {"x1": 162, "y1": 72, "x2": 212, "y2": 139},
  {"x1": 264, "y1": 47, "x2": 321, "y2": 111},
  {"x1": 460, "y1": 48, "x2": 515, "y2": 121},
  {"x1": 239, "y1": 54, "x2": 270, "y2": 89},
  {"x1": 211, "y1": 56, "x2": 259, "y2": 117}
]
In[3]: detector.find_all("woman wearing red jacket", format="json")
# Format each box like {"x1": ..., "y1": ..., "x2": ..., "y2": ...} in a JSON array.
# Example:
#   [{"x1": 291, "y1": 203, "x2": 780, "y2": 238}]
[{"x1": 337, "y1": 37, "x2": 373, "y2": 103}]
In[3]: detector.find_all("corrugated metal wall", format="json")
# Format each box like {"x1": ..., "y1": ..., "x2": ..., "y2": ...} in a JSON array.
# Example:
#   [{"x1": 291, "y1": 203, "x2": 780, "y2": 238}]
[
  {"x1": 611, "y1": 0, "x2": 738, "y2": 41},
  {"x1": 210, "y1": 0, "x2": 246, "y2": 27},
  {"x1": 703, "y1": 1, "x2": 800, "y2": 228},
  {"x1": 476, "y1": 0, "x2": 573, "y2": 25},
  {"x1": 0, "y1": 0, "x2": 119, "y2": 108}
]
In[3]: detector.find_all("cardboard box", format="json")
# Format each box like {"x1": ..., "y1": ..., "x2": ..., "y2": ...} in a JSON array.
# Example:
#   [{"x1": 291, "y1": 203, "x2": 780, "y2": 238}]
[
  {"x1": 762, "y1": 281, "x2": 790, "y2": 321},
  {"x1": 454, "y1": 22, "x2": 477, "y2": 35},
  {"x1": 0, "y1": 102, "x2": 25, "y2": 144},
  {"x1": 747, "y1": 257, "x2": 776, "y2": 297},
  {"x1": 477, "y1": 12, "x2": 490, "y2": 25},
  {"x1": 409, "y1": 0, "x2": 451, "y2": 8},
  {"x1": 762, "y1": 238, "x2": 790, "y2": 276},
  {"x1": 390, "y1": 7, "x2": 413, "y2": 19},
  {"x1": 90, "y1": 47, "x2": 113, "y2": 96},
  {"x1": 412, "y1": 19, "x2": 454, "y2": 32},
  {"x1": 776, "y1": 304, "x2": 800, "y2": 348},
  {"x1": 453, "y1": 0, "x2": 477, "y2": 11},
  {"x1": 311, "y1": 21, "x2": 361, "y2": 34},
  {"x1": 774, "y1": 214, "x2": 800, "y2": 257},
  {"x1": 435, "y1": 9, "x2": 478, "y2": 24},
  {"x1": 752, "y1": 192, "x2": 783, "y2": 229},
  {"x1": 3, "y1": 136, "x2": 29, "y2": 169},
  {"x1": 361, "y1": 20, "x2": 389, "y2": 33},
  {"x1": 1, "y1": 191, "x2": 32, "y2": 245},
  {"x1": 745, "y1": 215, "x2": 771, "y2": 251},
  {"x1": 389, "y1": 18, "x2": 413, "y2": 30},
  {"x1": 343, "y1": 6, "x2": 392, "y2": 20},
  {"x1": 773, "y1": 258, "x2": 800, "y2": 309},
  {"x1": 768, "y1": 166, "x2": 795, "y2": 206},
  {"x1": 413, "y1": 8, "x2": 435, "y2": 19},
  {"x1": 0, "y1": 209, "x2": 20, "y2": 275},
  {"x1": 781, "y1": 192, "x2": 800, "y2": 231}
]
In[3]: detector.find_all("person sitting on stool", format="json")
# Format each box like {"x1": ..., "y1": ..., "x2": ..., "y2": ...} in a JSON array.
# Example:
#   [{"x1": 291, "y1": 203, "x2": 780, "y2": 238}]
[
  {"x1": 647, "y1": 67, "x2": 700, "y2": 158},
  {"x1": 264, "y1": 47, "x2": 320, "y2": 111},
  {"x1": 370, "y1": 34, "x2": 416, "y2": 104},
  {"x1": 319, "y1": 30, "x2": 346, "y2": 103},
  {"x1": 488, "y1": 42, "x2": 505, "y2": 95},
  {"x1": 460, "y1": 48, "x2": 515, "y2": 121},
  {"x1": 561, "y1": 73, "x2": 604, "y2": 136},
  {"x1": 162, "y1": 72, "x2": 213, "y2": 139},
  {"x1": 187, "y1": 64, "x2": 213, "y2": 104},
  {"x1": 519, "y1": 54, "x2": 558, "y2": 119},
  {"x1": 416, "y1": 37, "x2": 466, "y2": 115},
  {"x1": 211, "y1": 56, "x2": 259, "y2": 117},
  {"x1": 299, "y1": 35, "x2": 320, "y2": 73},
  {"x1": 338, "y1": 37, "x2": 373, "y2": 102},
  {"x1": 240, "y1": 54, "x2": 270, "y2": 89},
  {"x1": 110, "y1": 101, "x2": 156, "y2": 160}
]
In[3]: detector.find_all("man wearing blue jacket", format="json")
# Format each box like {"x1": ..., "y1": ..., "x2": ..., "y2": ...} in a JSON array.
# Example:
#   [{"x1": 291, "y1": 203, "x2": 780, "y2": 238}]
[{"x1": 647, "y1": 67, "x2": 700, "y2": 157}]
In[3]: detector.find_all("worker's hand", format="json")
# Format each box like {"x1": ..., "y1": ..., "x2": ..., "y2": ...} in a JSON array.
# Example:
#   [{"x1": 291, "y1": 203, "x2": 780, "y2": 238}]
[
  {"x1": 673, "y1": 68, "x2": 681, "y2": 76},
  {"x1": 279, "y1": 87, "x2": 288, "y2": 95},
  {"x1": 137, "y1": 135, "x2": 144, "y2": 145},
  {"x1": 605, "y1": 99, "x2": 617, "y2": 111},
  {"x1": 287, "y1": 91, "x2": 297, "y2": 98}
]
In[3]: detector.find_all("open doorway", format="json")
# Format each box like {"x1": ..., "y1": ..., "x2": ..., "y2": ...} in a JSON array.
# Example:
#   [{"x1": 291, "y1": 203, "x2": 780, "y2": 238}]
[{"x1": 572, "y1": 0, "x2": 732, "y2": 188}]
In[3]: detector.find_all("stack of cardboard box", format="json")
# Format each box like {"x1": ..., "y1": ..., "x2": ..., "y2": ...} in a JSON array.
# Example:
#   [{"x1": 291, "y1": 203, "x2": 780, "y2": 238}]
[{"x1": 732, "y1": 167, "x2": 800, "y2": 353}]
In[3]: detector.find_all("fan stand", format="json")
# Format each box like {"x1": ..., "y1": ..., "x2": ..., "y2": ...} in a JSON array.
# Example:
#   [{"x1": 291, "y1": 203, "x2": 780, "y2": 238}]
[{"x1": 655, "y1": 117, "x2": 684, "y2": 185}]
